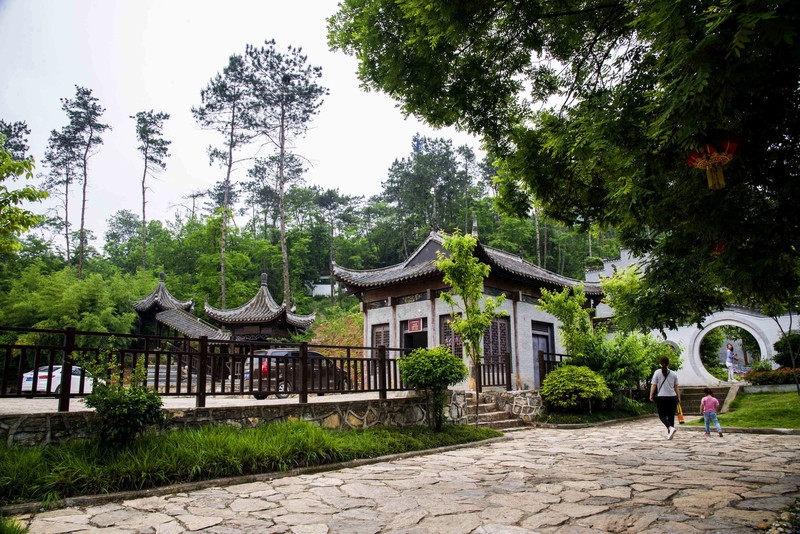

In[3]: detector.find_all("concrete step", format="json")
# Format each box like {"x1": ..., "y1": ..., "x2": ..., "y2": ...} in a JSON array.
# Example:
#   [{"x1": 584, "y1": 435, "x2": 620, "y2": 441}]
[{"x1": 679, "y1": 386, "x2": 732, "y2": 415}]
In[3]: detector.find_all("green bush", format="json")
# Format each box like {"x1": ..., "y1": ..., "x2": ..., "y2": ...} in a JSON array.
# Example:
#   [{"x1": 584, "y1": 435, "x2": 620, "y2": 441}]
[
  {"x1": 774, "y1": 331, "x2": 800, "y2": 369},
  {"x1": 80, "y1": 352, "x2": 164, "y2": 446},
  {"x1": 750, "y1": 359, "x2": 774, "y2": 372},
  {"x1": 398, "y1": 346, "x2": 468, "y2": 431},
  {"x1": 743, "y1": 368, "x2": 799, "y2": 385},
  {"x1": 83, "y1": 384, "x2": 165, "y2": 446},
  {"x1": 540, "y1": 365, "x2": 612, "y2": 412}
]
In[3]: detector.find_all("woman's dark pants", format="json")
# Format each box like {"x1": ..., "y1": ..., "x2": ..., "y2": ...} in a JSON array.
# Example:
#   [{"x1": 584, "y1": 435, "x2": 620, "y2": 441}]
[{"x1": 656, "y1": 396, "x2": 678, "y2": 431}]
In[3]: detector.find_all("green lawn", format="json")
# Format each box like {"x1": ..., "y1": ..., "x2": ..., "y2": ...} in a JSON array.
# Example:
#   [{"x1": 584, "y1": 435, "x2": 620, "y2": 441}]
[
  {"x1": 0, "y1": 420, "x2": 500, "y2": 507},
  {"x1": 686, "y1": 391, "x2": 800, "y2": 429}
]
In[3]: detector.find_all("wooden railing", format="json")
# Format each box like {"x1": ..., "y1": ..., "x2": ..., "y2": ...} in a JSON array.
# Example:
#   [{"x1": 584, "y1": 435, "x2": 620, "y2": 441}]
[
  {"x1": 538, "y1": 350, "x2": 569, "y2": 387},
  {"x1": 0, "y1": 326, "x2": 412, "y2": 412},
  {"x1": 475, "y1": 352, "x2": 513, "y2": 393}
]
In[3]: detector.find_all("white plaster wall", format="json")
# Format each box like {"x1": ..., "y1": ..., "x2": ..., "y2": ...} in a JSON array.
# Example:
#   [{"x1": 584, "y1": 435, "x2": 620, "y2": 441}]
[
  {"x1": 360, "y1": 295, "x2": 565, "y2": 391},
  {"x1": 661, "y1": 308, "x2": 787, "y2": 386}
]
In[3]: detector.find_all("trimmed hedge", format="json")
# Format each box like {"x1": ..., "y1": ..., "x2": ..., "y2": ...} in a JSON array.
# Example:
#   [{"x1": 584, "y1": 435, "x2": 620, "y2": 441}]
[{"x1": 743, "y1": 368, "x2": 799, "y2": 385}]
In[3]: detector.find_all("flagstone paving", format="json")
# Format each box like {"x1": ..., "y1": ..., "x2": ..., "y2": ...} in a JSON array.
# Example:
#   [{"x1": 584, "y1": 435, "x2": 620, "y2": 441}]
[{"x1": 15, "y1": 420, "x2": 800, "y2": 533}]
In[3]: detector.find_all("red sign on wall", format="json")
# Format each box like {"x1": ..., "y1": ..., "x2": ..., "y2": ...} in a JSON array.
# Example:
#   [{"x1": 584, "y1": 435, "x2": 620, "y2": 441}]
[{"x1": 408, "y1": 319, "x2": 423, "y2": 332}]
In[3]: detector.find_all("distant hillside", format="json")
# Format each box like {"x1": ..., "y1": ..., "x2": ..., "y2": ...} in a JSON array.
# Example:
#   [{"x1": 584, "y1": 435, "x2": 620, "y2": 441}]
[{"x1": 310, "y1": 311, "x2": 364, "y2": 357}]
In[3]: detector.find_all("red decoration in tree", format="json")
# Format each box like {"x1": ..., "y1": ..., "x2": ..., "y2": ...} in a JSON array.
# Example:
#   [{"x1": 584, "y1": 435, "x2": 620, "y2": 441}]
[{"x1": 686, "y1": 132, "x2": 740, "y2": 189}]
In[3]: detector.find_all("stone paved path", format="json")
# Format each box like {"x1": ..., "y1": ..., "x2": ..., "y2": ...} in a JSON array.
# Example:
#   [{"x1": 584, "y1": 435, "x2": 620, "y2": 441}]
[{"x1": 16, "y1": 420, "x2": 800, "y2": 533}]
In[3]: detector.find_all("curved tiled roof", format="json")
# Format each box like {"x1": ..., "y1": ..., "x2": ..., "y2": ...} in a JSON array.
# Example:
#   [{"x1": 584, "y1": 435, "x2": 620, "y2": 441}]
[
  {"x1": 334, "y1": 232, "x2": 603, "y2": 295},
  {"x1": 156, "y1": 309, "x2": 231, "y2": 341},
  {"x1": 204, "y1": 273, "x2": 316, "y2": 330},
  {"x1": 133, "y1": 272, "x2": 193, "y2": 313}
]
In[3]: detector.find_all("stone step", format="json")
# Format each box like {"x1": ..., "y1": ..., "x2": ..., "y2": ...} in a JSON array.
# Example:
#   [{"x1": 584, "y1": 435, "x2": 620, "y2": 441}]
[
  {"x1": 478, "y1": 419, "x2": 527, "y2": 430},
  {"x1": 466, "y1": 410, "x2": 515, "y2": 423},
  {"x1": 463, "y1": 402, "x2": 497, "y2": 414}
]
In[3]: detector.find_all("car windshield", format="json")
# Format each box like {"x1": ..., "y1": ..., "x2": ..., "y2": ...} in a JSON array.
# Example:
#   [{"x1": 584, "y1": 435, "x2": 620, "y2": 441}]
[{"x1": 37, "y1": 366, "x2": 60, "y2": 372}]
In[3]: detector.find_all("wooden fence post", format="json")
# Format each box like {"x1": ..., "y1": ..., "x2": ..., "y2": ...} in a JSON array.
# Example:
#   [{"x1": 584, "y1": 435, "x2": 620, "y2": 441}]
[
  {"x1": 58, "y1": 326, "x2": 76, "y2": 412},
  {"x1": 196, "y1": 336, "x2": 208, "y2": 408},
  {"x1": 299, "y1": 342, "x2": 309, "y2": 404},
  {"x1": 378, "y1": 345, "x2": 387, "y2": 400},
  {"x1": 505, "y1": 352, "x2": 513, "y2": 391}
]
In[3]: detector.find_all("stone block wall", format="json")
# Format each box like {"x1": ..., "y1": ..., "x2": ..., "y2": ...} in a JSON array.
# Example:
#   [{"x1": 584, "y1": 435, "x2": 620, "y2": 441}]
[
  {"x1": 447, "y1": 389, "x2": 542, "y2": 424},
  {"x1": 0, "y1": 397, "x2": 430, "y2": 447}
]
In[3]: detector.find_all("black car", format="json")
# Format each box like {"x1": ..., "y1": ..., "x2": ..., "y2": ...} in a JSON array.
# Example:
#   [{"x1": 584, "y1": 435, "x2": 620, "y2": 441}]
[{"x1": 248, "y1": 348, "x2": 351, "y2": 399}]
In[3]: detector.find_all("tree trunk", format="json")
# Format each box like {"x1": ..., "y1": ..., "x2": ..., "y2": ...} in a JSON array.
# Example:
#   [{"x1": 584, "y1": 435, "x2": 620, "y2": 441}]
[
  {"x1": 141, "y1": 142, "x2": 149, "y2": 271},
  {"x1": 543, "y1": 218, "x2": 548, "y2": 270},
  {"x1": 534, "y1": 209, "x2": 541, "y2": 266},
  {"x1": 588, "y1": 231, "x2": 592, "y2": 258},
  {"x1": 220, "y1": 103, "x2": 237, "y2": 309},
  {"x1": 279, "y1": 98, "x2": 291, "y2": 306},
  {"x1": 330, "y1": 218, "x2": 335, "y2": 306},
  {"x1": 77, "y1": 127, "x2": 93, "y2": 280},
  {"x1": 64, "y1": 170, "x2": 70, "y2": 264},
  {"x1": 401, "y1": 211, "x2": 409, "y2": 259}
]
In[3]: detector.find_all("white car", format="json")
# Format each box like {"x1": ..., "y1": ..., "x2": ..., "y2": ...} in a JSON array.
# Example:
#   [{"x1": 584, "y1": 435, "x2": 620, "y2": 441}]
[{"x1": 20, "y1": 365, "x2": 98, "y2": 394}]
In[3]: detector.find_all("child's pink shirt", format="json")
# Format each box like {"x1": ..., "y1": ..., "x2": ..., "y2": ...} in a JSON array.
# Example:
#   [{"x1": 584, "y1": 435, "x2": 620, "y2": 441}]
[{"x1": 701, "y1": 396, "x2": 719, "y2": 414}]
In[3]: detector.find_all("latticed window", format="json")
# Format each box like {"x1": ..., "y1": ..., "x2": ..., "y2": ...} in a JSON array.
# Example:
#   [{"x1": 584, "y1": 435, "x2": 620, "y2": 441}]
[
  {"x1": 439, "y1": 315, "x2": 464, "y2": 358},
  {"x1": 483, "y1": 317, "x2": 510, "y2": 364},
  {"x1": 371, "y1": 323, "x2": 390, "y2": 347}
]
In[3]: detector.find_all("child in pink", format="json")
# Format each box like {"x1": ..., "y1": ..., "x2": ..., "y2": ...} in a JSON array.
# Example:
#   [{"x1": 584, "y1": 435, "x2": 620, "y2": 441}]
[{"x1": 701, "y1": 388, "x2": 723, "y2": 437}]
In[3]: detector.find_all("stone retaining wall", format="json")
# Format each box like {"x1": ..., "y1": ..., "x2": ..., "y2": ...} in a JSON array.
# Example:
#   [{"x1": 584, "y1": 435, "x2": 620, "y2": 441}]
[
  {"x1": 447, "y1": 389, "x2": 542, "y2": 424},
  {"x1": 0, "y1": 397, "x2": 430, "y2": 447}
]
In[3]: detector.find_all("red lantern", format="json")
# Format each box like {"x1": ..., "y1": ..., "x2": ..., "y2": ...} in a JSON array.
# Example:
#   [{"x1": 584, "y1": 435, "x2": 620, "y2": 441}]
[{"x1": 686, "y1": 132, "x2": 739, "y2": 189}]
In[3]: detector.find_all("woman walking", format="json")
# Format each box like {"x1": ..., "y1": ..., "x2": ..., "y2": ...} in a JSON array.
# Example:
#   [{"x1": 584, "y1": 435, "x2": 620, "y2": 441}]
[{"x1": 650, "y1": 356, "x2": 680, "y2": 439}]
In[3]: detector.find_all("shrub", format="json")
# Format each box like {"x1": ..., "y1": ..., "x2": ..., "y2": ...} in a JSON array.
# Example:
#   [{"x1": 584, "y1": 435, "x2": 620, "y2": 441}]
[
  {"x1": 540, "y1": 365, "x2": 612, "y2": 413},
  {"x1": 398, "y1": 346, "x2": 468, "y2": 431},
  {"x1": 774, "y1": 331, "x2": 800, "y2": 369},
  {"x1": 743, "y1": 368, "x2": 798, "y2": 385},
  {"x1": 80, "y1": 351, "x2": 164, "y2": 446},
  {"x1": 750, "y1": 359, "x2": 774, "y2": 372},
  {"x1": 0, "y1": 516, "x2": 26, "y2": 534}
]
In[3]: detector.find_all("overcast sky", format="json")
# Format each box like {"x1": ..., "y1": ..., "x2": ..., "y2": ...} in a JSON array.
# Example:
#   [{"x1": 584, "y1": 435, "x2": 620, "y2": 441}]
[{"x1": 0, "y1": 0, "x2": 482, "y2": 245}]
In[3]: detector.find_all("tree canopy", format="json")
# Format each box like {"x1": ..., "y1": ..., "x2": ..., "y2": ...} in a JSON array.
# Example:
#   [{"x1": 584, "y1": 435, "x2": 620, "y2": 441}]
[{"x1": 328, "y1": 0, "x2": 800, "y2": 327}]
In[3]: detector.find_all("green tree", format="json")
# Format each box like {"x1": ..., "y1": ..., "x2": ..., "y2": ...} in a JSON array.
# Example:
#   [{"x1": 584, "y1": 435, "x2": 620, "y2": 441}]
[
  {"x1": 435, "y1": 231, "x2": 505, "y2": 425},
  {"x1": 0, "y1": 119, "x2": 30, "y2": 160},
  {"x1": 132, "y1": 110, "x2": 171, "y2": 271},
  {"x1": 398, "y1": 346, "x2": 468, "y2": 431},
  {"x1": 193, "y1": 54, "x2": 254, "y2": 308},
  {"x1": 0, "y1": 135, "x2": 48, "y2": 253},
  {"x1": 59, "y1": 86, "x2": 111, "y2": 279},
  {"x1": 699, "y1": 328, "x2": 727, "y2": 381},
  {"x1": 43, "y1": 124, "x2": 81, "y2": 263},
  {"x1": 329, "y1": 0, "x2": 800, "y2": 328},
  {"x1": 246, "y1": 40, "x2": 328, "y2": 307}
]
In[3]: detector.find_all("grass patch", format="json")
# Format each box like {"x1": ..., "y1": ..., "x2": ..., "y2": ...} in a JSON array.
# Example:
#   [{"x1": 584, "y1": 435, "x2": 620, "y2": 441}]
[
  {"x1": 685, "y1": 392, "x2": 800, "y2": 429},
  {"x1": 537, "y1": 397, "x2": 655, "y2": 425},
  {"x1": 0, "y1": 421, "x2": 500, "y2": 506},
  {"x1": 0, "y1": 516, "x2": 26, "y2": 534}
]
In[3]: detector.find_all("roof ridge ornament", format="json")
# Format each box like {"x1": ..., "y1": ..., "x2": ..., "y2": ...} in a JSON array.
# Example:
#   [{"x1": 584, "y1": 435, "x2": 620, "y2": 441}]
[{"x1": 260, "y1": 273, "x2": 268, "y2": 286}]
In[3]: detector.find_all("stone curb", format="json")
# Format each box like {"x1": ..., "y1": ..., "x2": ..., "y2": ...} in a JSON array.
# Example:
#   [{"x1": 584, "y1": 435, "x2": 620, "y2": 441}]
[
  {"x1": 0, "y1": 434, "x2": 512, "y2": 516},
  {"x1": 532, "y1": 413, "x2": 658, "y2": 429},
  {"x1": 676, "y1": 424, "x2": 800, "y2": 435}
]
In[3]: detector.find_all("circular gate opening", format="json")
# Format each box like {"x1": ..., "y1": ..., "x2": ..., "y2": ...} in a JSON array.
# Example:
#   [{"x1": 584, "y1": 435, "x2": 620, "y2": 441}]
[{"x1": 699, "y1": 325, "x2": 761, "y2": 382}]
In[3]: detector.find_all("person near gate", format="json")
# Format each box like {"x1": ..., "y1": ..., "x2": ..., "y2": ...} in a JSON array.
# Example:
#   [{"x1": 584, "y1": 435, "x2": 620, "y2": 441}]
[
  {"x1": 650, "y1": 356, "x2": 680, "y2": 440},
  {"x1": 700, "y1": 387, "x2": 724, "y2": 437},
  {"x1": 726, "y1": 343, "x2": 739, "y2": 381}
]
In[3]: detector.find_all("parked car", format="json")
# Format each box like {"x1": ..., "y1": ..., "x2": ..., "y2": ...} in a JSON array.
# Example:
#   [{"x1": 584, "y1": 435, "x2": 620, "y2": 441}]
[
  {"x1": 246, "y1": 348, "x2": 351, "y2": 400},
  {"x1": 20, "y1": 365, "x2": 99, "y2": 395}
]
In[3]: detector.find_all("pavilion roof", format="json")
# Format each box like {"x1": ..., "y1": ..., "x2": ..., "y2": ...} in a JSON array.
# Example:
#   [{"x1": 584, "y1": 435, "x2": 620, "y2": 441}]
[
  {"x1": 334, "y1": 232, "x2": 603, "y2": 296},
  {"x1": 204, "y1": 273, "x2": 316, "y2": 331},
  {"x1": 155, "y1": 309, "x2": 231, "y2": 341},
  {"x1": 133, "y1": 272, "x2": 193, "y2": 313}
]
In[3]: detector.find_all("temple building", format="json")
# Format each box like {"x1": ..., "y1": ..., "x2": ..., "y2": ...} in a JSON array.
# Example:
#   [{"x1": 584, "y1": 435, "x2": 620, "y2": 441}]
[
  {"x1": 204, "y1": 273, "x2": 315, "y2": 341},
  {"x1": 334, "y1": 232, "x2": 602, "y2": 389},
  {"x1": 134, "y1": 273, "x2": 314, "y2": 342}
]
